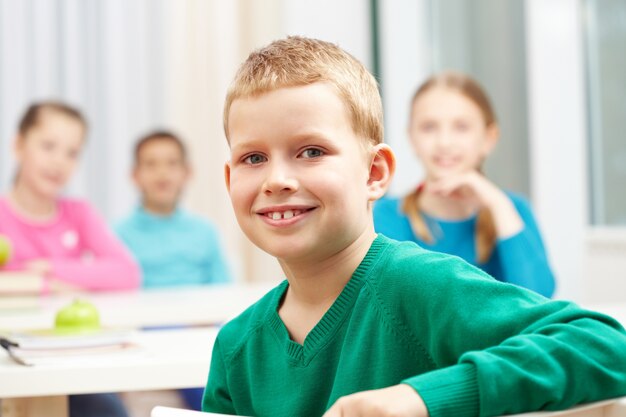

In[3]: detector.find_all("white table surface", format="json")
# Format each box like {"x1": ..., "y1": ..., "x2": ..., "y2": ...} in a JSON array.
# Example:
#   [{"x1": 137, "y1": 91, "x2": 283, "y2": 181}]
[
  {"x1": 0, "y1": 283, "x2": 274, "y2": 417},
  {"x1": 0, "y1": 326, "x2": 217, "y2": 398},
  {"x1": 0, "y1": 282, "x2": 274, "y2": 331}
]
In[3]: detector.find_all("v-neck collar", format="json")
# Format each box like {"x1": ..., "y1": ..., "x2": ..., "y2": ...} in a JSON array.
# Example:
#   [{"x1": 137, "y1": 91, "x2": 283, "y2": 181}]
[{"x1": 267, "y1": 234, "x2": 387, "y2": 365}]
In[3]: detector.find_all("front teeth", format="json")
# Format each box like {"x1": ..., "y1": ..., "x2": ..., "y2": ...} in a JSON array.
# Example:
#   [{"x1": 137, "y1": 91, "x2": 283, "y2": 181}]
[{"x1": 268, "y1": 209, "x2": 301, "y2": 220}]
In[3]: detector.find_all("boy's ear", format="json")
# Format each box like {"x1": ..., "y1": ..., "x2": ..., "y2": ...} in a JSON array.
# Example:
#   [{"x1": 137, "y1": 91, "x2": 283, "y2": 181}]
[
  {"x1": 367, "y1": 144, "x2": 396, "y2": 201},
  {"x1": 224, "y1": 161, "x2": 231, "y2": 193}
]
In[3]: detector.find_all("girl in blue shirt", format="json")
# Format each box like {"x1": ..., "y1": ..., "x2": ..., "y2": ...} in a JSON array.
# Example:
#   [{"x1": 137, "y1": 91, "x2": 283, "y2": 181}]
[{"x1": 374, "y1": 71, "x2": 555, "y2": 297}]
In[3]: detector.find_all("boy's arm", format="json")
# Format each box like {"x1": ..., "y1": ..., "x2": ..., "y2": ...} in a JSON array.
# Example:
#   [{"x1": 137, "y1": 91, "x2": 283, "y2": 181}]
[
  {"x1": 400, "y1": 256, "x2": 626, "y2": 417},
  {"x1": 329, "y1": 255, "x2": 626, "y2": 417},
  {"x1": 203, "y1": 338, "x2": 236, "y2": 414}
]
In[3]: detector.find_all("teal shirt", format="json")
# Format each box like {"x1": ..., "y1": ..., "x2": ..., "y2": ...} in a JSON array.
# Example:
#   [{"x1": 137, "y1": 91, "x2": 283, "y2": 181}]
[
  {"x1": 116, "y1": 207, "x2": 231, "y2": 288},
  {"x1": 374, "y1": 192, "x2": 556, "y2": 297},
  {"x1": 203, "y1": 235, "x2": 626, "y2": 417}
]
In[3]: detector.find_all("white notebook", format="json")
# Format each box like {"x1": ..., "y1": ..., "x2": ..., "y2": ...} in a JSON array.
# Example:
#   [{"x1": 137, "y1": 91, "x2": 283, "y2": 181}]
[{"x1": 151, "y1": 406, "x2": 244, "y2": 417}]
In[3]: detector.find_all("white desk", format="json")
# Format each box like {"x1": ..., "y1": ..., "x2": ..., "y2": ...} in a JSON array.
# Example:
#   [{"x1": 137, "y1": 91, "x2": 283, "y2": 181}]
[
  {"x1": 0, "y1": 327, "x2": 216, "y2": 398},
  {"x1": 0, "y1": 282, "x2": 274, "y2": 331},
  {"x1": 0, "y1": 284, "x2": 273, "y2": 417}
]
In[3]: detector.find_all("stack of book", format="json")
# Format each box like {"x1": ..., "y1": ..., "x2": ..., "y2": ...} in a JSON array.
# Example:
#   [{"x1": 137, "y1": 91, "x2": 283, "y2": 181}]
[{"x1": 0, "y1": 271, "x2": 43, "y2": 294}]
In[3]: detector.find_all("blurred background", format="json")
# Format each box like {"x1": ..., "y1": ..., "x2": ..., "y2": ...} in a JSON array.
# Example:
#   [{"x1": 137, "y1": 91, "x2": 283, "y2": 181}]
[{"x1": 0, "y1": 0, "x2": 624, "y2": 303}]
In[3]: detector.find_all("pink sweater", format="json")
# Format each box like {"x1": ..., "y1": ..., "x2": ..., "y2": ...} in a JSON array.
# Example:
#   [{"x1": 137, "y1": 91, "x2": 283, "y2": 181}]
[{"x1": 0, "y1": 197, "x2": 140, "y2": 291}]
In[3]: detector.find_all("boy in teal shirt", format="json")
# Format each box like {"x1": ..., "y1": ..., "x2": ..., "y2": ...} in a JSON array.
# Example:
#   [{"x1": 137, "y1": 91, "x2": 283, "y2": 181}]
[
  {"x1": 202, "y1": 37, "x2": 626, "y2": 417},
  {"x1": 116, "y1": 131, "x2": 231, "y2": 410},
  {"x1": 116, "y1": 131, "x2": 231, "y2": 288}
]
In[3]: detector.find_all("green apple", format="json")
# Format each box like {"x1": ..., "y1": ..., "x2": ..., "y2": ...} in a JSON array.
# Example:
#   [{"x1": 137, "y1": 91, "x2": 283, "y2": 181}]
[
  {"x1": 55, "y1": 299, "x2": 101, "y2": 333},
  {"x1": 0, "y1": 234, "x2": 12, "y2": 267}
]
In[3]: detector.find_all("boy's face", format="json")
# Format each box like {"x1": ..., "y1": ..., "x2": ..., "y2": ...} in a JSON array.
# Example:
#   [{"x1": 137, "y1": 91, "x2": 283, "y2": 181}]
[
  {"x1": 225, "y1": 83, "x2": 378, "y2": 263},
  {"x1": 133, "y1": 139, "x2": 189, "y2": 210}
]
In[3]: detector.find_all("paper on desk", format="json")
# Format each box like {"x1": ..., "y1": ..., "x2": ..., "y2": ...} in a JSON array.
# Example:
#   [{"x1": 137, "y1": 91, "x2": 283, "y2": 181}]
[
  {"x1": 4, "y1": 327, "x2": 135, "y2": 349},
  {"x1": 4, "y1": 341, "x2": 144, "y2": 366},
  {"x1": 0, "y1": 327, "x2": 142, "y2": 366}
]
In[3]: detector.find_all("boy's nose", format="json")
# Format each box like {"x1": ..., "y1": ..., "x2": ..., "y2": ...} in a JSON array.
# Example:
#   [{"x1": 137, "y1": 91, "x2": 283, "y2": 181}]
[{"x1": 262, "y1": 164, "x2": 298, "y2": 195}]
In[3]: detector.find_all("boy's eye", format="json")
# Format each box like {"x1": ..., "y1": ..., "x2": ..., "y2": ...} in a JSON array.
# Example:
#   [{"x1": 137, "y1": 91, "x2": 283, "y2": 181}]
[
  {"x1": 41, "y1": 140, "x2": 56, "y2": 151},
  {"x1": 300, "y1": 148, "x2": 324, "y2": 159},
  {"x1": 243, "y1": 154, "x2": 267, "y2": 165}
]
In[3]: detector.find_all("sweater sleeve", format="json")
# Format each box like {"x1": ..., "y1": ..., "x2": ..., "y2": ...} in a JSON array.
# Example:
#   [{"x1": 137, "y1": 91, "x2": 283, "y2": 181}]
[
  {"x1": 494, "y1": 194, "x2": 556, "y2": 297},
  {"x1": 385, "y1": 250, "x2": 626, "y2": 417},
  {"x1": 203, "y1": 337, "x2": 237, "y2": 414},
  {"x1": 49, "y1": 202, "x2": 140, "y2": 291}
]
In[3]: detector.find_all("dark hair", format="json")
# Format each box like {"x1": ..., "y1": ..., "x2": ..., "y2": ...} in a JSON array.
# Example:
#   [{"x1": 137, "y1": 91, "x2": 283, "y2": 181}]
[
  {"x1": 18, "y1": 101, "x2": 87, "y2": 135},
  {"x1": 14, "y1": 101, "x2": 87, "y2": 185},
  {"x1": 134, "y1": 130, "x2": 187, "y2": 164}
]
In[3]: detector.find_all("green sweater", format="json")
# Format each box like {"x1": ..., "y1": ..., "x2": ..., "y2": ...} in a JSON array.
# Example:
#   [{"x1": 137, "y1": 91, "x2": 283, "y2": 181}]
[{"x1": 203, "y1": 235, "x2": 626, "y2": 417}]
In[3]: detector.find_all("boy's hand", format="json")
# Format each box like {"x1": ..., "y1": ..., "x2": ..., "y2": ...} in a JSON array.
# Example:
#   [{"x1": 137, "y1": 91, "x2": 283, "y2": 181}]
[{"x1": 323, "y1": 384, "x2": 429, "y2": 417}]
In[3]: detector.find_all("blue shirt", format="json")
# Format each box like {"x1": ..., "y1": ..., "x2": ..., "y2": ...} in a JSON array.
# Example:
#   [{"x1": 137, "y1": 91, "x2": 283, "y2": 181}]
[
  {"x1": 373, "y1": 192, "x2": 555, "y2": 297},
  {"x1": 116, "y1": 207, "x2": 231, "y2": 288}
]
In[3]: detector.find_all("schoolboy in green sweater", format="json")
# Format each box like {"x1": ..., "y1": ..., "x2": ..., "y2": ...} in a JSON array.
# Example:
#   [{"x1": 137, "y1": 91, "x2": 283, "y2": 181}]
[{"x1": 203, "y1": 36, "x2": 626, "y2": 417}]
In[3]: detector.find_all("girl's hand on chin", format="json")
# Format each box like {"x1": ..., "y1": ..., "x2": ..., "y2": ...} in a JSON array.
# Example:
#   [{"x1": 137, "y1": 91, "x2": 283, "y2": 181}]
[
  {"x1": 322, "y1": 384, "x2": 429, "y2": 417},
  {"x1": 425, "y1": 171, "x2": 504, "y2": 209}
]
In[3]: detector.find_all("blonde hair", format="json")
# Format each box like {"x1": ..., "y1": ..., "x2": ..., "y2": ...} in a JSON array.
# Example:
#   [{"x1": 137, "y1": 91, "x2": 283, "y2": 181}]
[
  {"x1": 223, "y1": 36, "x2": 383, "y2": 146},
  {"x1": 403, "y1": 71, "x2": 497, "y2": 264}
]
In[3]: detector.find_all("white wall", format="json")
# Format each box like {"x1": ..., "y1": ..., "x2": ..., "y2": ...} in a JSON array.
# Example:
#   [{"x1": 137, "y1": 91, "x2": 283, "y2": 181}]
[
  {"x1": 282, "y1": 0, "x2": 372, "y2": 70},
  {"x1": 525, "y1": 0, "x2": 588, "y2": 301},
  {"x1": 377, "y1": 0, "x2": 431, "y2": 196}
]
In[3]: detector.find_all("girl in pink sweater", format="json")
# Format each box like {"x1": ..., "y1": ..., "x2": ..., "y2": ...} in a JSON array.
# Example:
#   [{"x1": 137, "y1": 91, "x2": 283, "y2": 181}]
[{"x1": 0, "y1": 101, "x2": 140, "y2": 292}]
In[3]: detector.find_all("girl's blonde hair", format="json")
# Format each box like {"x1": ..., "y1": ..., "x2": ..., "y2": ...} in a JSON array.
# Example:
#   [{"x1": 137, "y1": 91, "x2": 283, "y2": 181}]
[
  {"x1": 403, "y1": 71, "x2": 497, "y2": 264},
  {"x1": 223, "y1": 36, "x2": 383, "y2": 146}
]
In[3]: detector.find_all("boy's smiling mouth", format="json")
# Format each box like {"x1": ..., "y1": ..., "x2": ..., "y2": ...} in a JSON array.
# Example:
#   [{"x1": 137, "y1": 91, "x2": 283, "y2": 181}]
[
  {"x1": 267, "y1": 209, "x2": 302, "y2": 220},
  {"x1": 256, "y1": 205, "x2": 317, "y2": 224}
]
